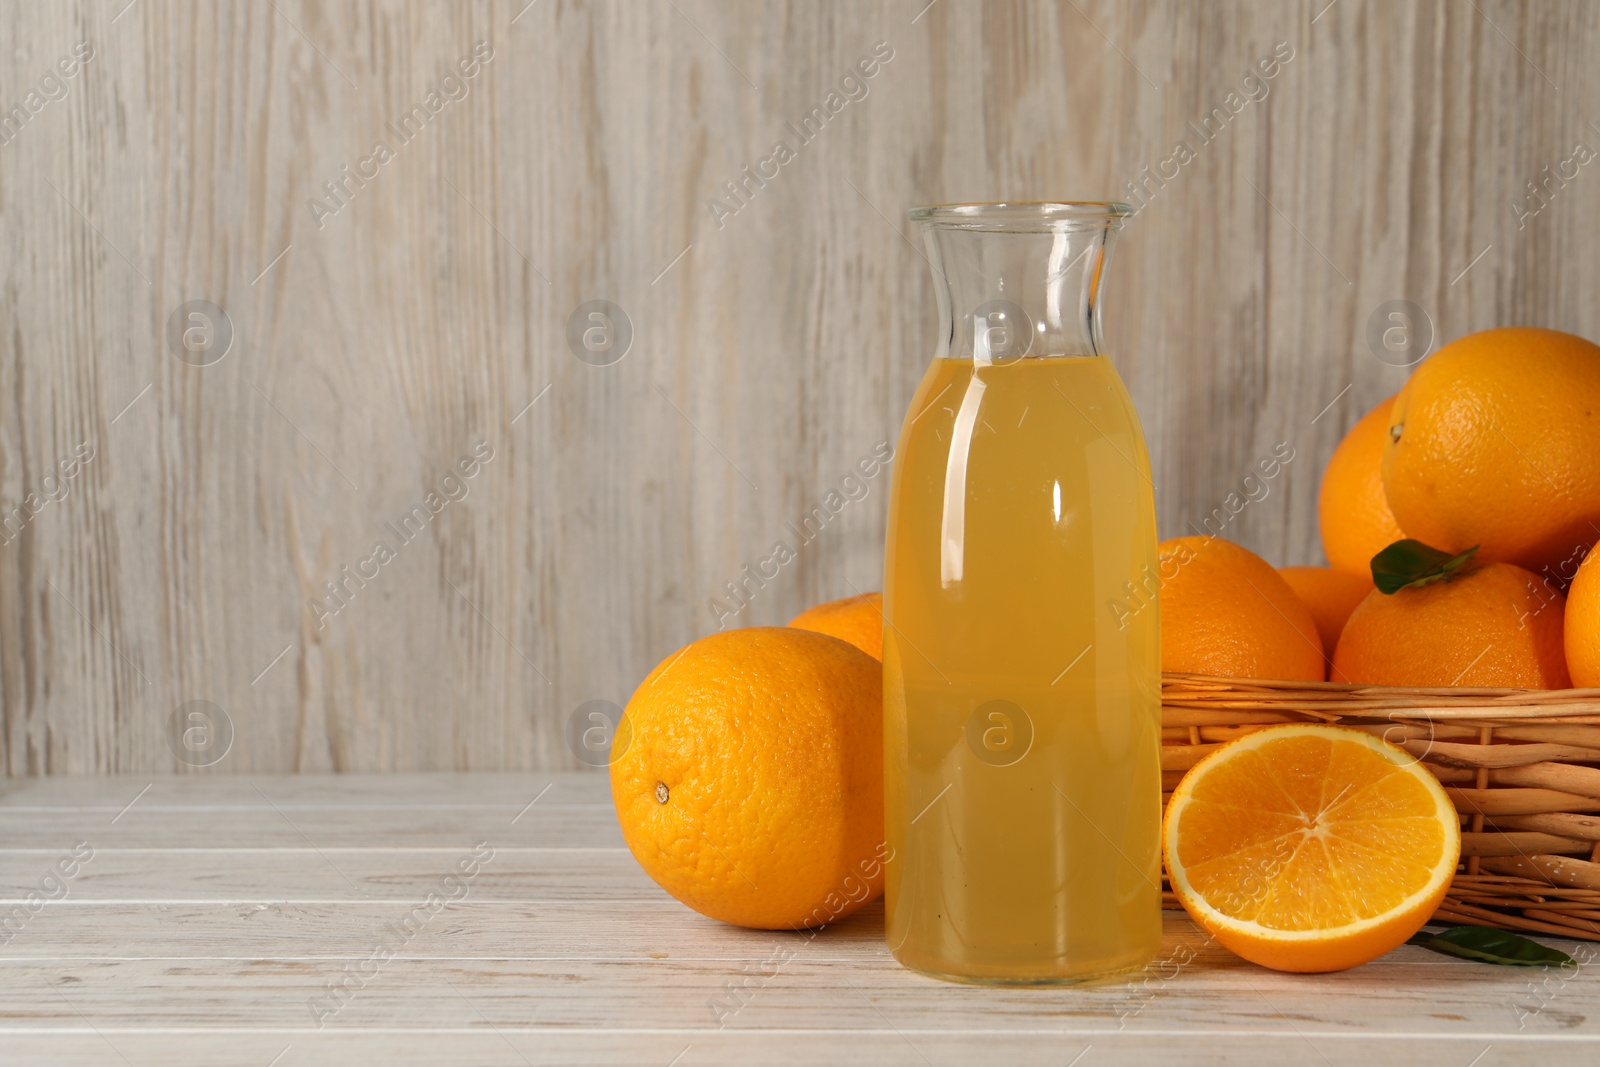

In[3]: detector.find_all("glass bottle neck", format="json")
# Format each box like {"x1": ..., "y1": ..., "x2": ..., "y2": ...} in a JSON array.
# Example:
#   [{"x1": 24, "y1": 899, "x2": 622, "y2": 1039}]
[{"x1": 918, "y1": 219, "x2": 1121, "y2": 363}]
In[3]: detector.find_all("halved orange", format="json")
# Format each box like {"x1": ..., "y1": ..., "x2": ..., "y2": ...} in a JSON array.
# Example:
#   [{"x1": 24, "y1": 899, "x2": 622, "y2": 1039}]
[{"x1": 1163, "y1": 724, "x2": 1460, "y2": 972}]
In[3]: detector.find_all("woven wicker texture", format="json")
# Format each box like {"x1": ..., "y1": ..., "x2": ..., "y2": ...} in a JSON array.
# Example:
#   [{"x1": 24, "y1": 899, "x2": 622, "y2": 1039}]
[{"x1": 1161, "y1": 673, "x2": 1600, "y2": 941}]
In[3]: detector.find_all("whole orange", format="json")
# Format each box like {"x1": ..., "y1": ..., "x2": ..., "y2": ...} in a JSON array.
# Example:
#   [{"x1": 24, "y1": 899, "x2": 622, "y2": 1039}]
[
  {"x1": 1278, "y1": 566, "x2": 1373, "y2": 657},
  {"x1": 610, "y1": 627, "x2": 885, "y2": 930},
  {"x1": 789, "y1": 592, "x2": 883, "y2": 659},
  {"x1": 1382, "y1": 328, "x2": 1600, "y2": 577},
  {"x1": 1566, "y1": 550, "x2": 1600, "y2": 687},
  {"x1": 1159, "y1": 536, "x2": 1326, "y2": 681},
  {"x1": 1332, "y1": 561, "x2": 1570, "y2": 688},
  {"x1": 1319, "y1": 394, "x2": 1408, "y2": 578}
]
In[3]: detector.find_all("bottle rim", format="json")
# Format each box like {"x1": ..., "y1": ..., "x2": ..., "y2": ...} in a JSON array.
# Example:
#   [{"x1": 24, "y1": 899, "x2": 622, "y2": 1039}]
[{"x1": 908, "y1": 201, "x2": 1133, "y2": 229}]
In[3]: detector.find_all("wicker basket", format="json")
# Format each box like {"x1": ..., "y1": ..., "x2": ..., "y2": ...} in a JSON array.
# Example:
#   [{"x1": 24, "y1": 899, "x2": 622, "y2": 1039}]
[{"x1": 1160, "y1": 672, "x2": 1600, "y2": 941}]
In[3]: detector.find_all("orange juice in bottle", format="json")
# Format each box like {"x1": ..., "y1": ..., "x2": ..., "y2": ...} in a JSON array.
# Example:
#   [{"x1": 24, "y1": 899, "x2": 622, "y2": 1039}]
[{"x1": 883, "y1": 203, "x2": 1161, "y2": 983}]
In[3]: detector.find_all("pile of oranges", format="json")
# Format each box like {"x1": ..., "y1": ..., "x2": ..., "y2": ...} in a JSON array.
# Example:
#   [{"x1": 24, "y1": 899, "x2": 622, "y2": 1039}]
[
  {"x1": 1154, "y1": 326, "x2": 1600, "y2": 974},
  {"x1": 1165, "y1": 326, "x2": 1600, "y2": 690}
]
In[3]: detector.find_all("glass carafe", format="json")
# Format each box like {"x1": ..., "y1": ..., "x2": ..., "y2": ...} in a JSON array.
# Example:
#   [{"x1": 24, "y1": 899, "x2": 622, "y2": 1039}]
[{"x1": 883, "y1": 202, "x2": 1161, "y2": 984}]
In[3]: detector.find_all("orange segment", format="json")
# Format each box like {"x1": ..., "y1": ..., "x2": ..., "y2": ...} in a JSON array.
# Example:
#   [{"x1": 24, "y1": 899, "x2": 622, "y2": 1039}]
[
  {"x1": 1259, "y1": 732, "x2": 1336, "y2": 811},
  {"x1": 1187, "y1": 748, "x2": 1302, "y2": 815},
  {"x1": 1163, "y1": 724, "x2": 1460, "y2": 973},
  {"x1": 1253, "y1": 839, "x2": 1358, "y2": 930}
]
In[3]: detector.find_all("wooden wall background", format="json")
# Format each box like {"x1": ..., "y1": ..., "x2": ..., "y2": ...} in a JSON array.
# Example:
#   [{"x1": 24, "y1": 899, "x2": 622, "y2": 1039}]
[{"x1": 2, "y1": 0, "x2": 1597, "y2": 774}]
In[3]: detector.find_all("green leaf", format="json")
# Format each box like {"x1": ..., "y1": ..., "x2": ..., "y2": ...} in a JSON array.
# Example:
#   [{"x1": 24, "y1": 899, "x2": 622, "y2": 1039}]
[
  {"x1": 1371, "y1": 540, "x2": 1480, "y2": 594},
  {"x1": 1406, "y1": 925, "x2": 1576, "y2": 967}
]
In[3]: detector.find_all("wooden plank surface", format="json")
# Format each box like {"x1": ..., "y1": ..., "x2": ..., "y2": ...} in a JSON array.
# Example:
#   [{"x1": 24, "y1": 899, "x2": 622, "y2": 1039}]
[
  {"x1": 4, "y1": 1, "x2": 1600, "y2": 773},
  {"x1": 3, "y1": 773, "x2": 1598, "y2": 1065}
]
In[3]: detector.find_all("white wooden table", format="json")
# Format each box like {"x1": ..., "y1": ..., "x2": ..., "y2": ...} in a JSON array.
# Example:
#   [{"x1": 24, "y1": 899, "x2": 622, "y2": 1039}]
[{"x1": 2, "y1": 773, "x2": 1596, "y2": 1066}]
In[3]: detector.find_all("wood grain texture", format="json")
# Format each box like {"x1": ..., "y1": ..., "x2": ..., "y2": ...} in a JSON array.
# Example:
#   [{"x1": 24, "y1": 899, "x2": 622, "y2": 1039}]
[
  {"x1": 3, "y1": 1, "x2": 1600, "y2": 772},
  {"x1": 3, "y1": 772, "x2": 1598, "y2": 1066}
]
